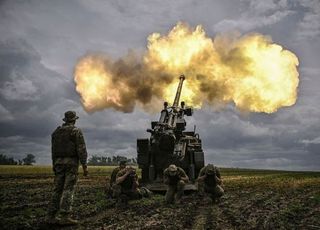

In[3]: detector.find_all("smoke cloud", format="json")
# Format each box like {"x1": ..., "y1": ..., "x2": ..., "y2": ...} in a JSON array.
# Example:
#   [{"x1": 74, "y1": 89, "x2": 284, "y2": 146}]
[{"x1": 74, "y1": 22, "x2": 299, "y2": 113}]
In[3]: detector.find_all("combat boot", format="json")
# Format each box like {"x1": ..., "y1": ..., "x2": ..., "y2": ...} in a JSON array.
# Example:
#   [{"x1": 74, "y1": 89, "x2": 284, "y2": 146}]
[
  {"x1": 116, "y1": 194, "x2": 128, "y2": 208},
  {"x1": 58, "y1": 213, "x2": 79, "y2": 225},
  {"x1": 140, "y1": 187, "x2": 152, "y2": 198},
  {"x1": 45, "y1": 214, "x2": 61, "y2": 225}
]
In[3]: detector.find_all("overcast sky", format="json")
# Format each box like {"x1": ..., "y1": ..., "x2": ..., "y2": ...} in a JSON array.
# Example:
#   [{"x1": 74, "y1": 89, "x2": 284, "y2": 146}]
[{"x1": 0, "y1": 0, "x2": 319, "y2": 170}]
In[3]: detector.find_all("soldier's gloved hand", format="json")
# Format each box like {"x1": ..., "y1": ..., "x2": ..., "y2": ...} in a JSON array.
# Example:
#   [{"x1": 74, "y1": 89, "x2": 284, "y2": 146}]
[
  {"x1": 126, "y1": 168, "x2": 134, "y2": 175},
  {"x1": 82, "y1": 164, "x2": 89, "y2": 177}
]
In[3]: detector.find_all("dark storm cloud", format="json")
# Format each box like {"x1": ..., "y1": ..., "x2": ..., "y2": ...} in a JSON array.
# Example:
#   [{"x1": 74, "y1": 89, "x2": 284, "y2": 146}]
[
  {"x1": 0, "y1": 0, "x2": 319, "y2": 170},
  {"x1": 0, "y1": 38, "x2": 151, "y2": 162},
  {"x1": 0, "y1": 38, "x2": 78, "y2": 162},
  {"x1": 0, "y1": 39, "x2": 73, "y2": 118}
]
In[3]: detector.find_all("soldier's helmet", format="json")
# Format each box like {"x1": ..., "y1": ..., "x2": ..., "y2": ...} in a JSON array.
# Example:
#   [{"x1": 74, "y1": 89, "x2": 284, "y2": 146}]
[
  {"x1": 63, "y1": 111, "x2": 79, "y2": 122},
  {"x1": 168, "y1": 164, "x2": 178, "y2": 176},
  {"x1": 206, "y1": 164, "x2": 216, "y2": 175},
  {"x1": 119, "y1": 160, "x2": 127, "y2": 167}
]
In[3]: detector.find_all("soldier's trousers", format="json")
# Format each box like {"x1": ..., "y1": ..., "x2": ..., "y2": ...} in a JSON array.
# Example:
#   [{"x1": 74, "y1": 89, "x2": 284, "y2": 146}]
[
  {"x1": 165, "y1": 180, "x2": 185, "y2": 204},
  {"x1": 48, "y1": 164, "x2": 78, "y2": 216},
  {"x1": 112, "y1": 184, "x2": 142, "y2": 200},
  {"x1": 204, "y1": 184, "x2": 224, "y2": 199},
  {"x1": 198, "y1": 182, "x2": 224, "y2": 199}
]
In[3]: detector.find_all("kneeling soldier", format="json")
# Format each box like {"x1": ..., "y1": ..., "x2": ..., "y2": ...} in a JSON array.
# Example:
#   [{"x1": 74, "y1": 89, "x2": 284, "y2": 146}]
[
  {"x1": 106, "y1": 160, "x2": 127, "y2": 197},
  {"x1": 163, "y1": 164, "x2": 189, "y2": 204},
  {"x1": 113, "y1": 167, "x2": 142, "y2": 206},
  {"x1": 110, "y1": 160, "x2": 127, "y2": 187},
  {"x1": 197, "y1": 164, "x2": 224, "y2": 202}
]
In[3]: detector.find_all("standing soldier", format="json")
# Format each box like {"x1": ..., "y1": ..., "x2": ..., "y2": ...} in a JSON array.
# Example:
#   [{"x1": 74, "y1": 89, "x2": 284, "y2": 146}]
[
  {"x1": 113, "y1": 166, "x2": 143, "y2": 206},
  {"x1": 46, "y1": 111, "x2": 88, "y2": 225},
  {"x1": 197, "y1": 164, "x2": 224, "y2": 202},
  {"x1": 163, "y1": 164, "x2": 189, "y2": 204}
]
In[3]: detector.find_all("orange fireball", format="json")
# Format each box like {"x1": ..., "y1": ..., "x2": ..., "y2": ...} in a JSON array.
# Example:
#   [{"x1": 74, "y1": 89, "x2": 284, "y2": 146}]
[{"x1": 74, "y1": 22, "x2": 299, "y2": 114}]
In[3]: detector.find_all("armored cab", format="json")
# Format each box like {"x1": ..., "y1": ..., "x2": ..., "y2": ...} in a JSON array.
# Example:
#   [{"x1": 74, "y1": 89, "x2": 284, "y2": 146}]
[{"x1": 137, "y1": 75, "x2": 205, "y2": 191}]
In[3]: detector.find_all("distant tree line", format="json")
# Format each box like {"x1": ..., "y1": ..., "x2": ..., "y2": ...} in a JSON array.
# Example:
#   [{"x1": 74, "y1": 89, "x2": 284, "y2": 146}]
[
  {"x1": 0, "y1": 154, "x2": 36, "y2": 165},
  {"x1": 88, "y1": 155, "x2": 137, "y2": 166},
  {"x1": 0, "y1": 153, "x2": 137, "y2": 166}
]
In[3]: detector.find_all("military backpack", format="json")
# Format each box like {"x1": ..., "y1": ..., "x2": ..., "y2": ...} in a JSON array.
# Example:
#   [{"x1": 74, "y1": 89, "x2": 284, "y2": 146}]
[{"x1": 52, "y1": 125, "x2": 77, "y2": 158}]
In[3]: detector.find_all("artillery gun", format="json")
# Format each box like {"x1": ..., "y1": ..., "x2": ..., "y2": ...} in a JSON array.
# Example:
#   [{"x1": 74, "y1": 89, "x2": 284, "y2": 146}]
[{"x1": 137, "y1": 75, "x2": 205, "y2": 191}]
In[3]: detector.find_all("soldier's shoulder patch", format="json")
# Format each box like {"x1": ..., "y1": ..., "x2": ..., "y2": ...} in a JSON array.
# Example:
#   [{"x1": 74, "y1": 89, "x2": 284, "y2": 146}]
[{"x1": 71, "y1": 127, "x2": 82, "y2": 135}]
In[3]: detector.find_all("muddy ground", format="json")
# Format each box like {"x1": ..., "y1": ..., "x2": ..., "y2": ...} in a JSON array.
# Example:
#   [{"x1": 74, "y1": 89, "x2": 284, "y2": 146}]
[{"x1": 0, "y1": 167, "x2": 319, "y2": 229}]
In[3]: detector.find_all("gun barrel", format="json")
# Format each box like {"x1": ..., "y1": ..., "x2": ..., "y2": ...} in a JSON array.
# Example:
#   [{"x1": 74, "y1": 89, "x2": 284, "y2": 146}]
[{"x1": 172, "y1": 75, "x2": 185, "y2": 107}]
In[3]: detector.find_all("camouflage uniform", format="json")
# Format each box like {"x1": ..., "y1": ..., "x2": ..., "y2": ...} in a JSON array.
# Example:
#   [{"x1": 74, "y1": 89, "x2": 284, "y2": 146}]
[
  {"x1": 113, "y1": 167, "x2": 143, "y2": 203},
  {"x1": 110, "y1": 160, "x2": 127, "y2": 187},
  {"x1": 107, "y1": 163, "x2": 125, "y2": 197},
  {"x1": 198, "y1": 164, "x2": 224, "y2": 199},
  {"x1": 47, "y1": 111, "x2": 87, "y2": 223},
  {"x1": 110, "y1": 166, "x2": 122, "y2": 186},
  {"x1": 163, "y1": 165, "x2": 188, "y2": 204}
]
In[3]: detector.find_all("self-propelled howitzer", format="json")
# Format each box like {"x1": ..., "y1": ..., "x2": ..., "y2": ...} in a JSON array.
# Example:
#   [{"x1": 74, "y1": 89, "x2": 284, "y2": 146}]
[{"x1": 137, "y1": 75, "x2": 205, "y2": 191}]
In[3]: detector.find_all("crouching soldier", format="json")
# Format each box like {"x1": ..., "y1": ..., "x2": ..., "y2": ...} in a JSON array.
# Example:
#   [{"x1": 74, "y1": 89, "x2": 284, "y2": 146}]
[
  {"x1": 113, "y1": 167, "x2": 146, "y2": 206},
  {"x1": 197, "y1": 164, "x2": 224, "y2": 202},
  {"x1": 106, "y1": 160, "x2": 127, "y2": 197},
  {"x1": 163, "y1": 164, "x2": 189, "y2": 204}
]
